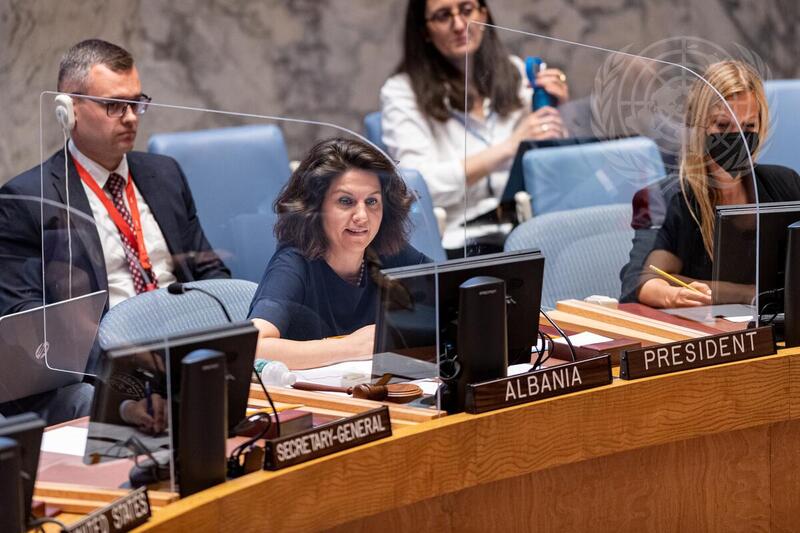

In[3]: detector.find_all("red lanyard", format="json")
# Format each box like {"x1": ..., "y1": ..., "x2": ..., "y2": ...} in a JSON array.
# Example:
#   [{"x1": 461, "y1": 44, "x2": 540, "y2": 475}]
[{"x1": 72, "y1": 156, "x2": 154, "y2": 271}]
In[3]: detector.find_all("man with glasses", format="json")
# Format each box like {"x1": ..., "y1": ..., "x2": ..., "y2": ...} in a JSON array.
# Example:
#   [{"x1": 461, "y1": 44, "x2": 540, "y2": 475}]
[{"x1": 0, "y1": 39, "x2": 230, "y2": 424}]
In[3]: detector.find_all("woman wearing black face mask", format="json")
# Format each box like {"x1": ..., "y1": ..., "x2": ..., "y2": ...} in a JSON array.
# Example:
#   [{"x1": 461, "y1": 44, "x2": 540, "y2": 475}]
[{"x1": 637, "y1": 60, "x2": 800, "y2": 308}]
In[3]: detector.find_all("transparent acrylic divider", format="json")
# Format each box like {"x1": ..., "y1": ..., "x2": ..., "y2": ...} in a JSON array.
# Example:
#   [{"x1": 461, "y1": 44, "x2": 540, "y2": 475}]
[
  {"x1": 463, "y1": 22, "x2": 761, "y2": 348},
  {"x1": 83, "y1": 338, "x2": 174, "y2": 493},
  {"x1": 29, "y1": 92, "x2": 446, "y2": 490}
]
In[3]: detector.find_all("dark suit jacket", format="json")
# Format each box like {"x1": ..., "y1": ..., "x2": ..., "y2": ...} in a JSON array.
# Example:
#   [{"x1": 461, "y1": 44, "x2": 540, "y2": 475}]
[{"x1": 0, "y1": 148, "x2": 231, "y2": 317}]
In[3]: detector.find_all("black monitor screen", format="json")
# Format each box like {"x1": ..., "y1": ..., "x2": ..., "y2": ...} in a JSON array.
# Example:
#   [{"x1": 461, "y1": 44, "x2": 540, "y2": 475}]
[
  {"x1": 0, "y1": 413, "x2": 45, "y2": 522},
  {"x1": 714, "y1": 201, "x2": 800, "y2": 311},
  {"x1": 374, "y1": 249, "x2": 544, "y2": 368},
  {"x1": 85, "y1": 321, "x2": 257, "y2": 464}
]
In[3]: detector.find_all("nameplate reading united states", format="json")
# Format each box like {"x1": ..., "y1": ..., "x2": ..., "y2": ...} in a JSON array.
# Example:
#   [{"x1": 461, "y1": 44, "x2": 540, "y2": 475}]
[
  {"x1": 464, "y1": 355, "x2": 612, "y2": 414},
  {"x1": 619, "y1": 326, "x2": 775, "y2": 380},
  {"x1": 65, "y1": 486, "x2": 151, "y2": 533},
  {"x1": 264, "y1": 406, "x2": 392, "y2": 470}
]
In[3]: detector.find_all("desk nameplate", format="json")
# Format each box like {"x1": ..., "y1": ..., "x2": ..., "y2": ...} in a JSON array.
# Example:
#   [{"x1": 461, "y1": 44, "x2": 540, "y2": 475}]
[
  {"x1": 619, "y1": 326, "x2": 775, "y2": 380},
  {"x1": 464, "y1": 355, "x2": 612, "y2": 414},
  {"x1": 64, "y1": 486, "x2": 150, "y2": 533},
  {"x1": 264, "y1": 406, "x2": 392, "y2": 470}
]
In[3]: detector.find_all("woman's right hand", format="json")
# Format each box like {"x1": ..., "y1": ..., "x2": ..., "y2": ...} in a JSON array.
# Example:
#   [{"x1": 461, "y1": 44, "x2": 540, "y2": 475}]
[
  {"x1": 664, "y1": 281, "x2": 712, "y2": 307},
  {"x1": 506, "y1": 107, "x2": 566, "y2": 156}
]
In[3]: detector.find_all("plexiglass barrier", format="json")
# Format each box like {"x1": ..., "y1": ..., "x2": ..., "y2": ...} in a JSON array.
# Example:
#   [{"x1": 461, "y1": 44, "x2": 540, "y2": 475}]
[
  {"x1": 0, "y1": 89, "x2": 451, "y2": 493},
  {"x1": 463, "y1": 20, "x2": 761, "y2": 331}
]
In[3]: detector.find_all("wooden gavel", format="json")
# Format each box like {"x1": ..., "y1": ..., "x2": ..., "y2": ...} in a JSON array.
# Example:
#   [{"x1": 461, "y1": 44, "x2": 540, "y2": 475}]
[
  {"x1": 291, "y1": 374, "x2": 423, "y2": 404},
  {"x1": 292, "y1": 381, "x2": 390, "y2": 400}
]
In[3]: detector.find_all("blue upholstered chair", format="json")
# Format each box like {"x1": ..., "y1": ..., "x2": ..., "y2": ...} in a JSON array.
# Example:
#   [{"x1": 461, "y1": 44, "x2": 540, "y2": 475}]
[
  {"x1": 760, "y1": 80, "x2": 800, "y2": 173},
  {"x1": 148, "y1": 124, "x2": 292, "y2": 282},
  {"x1": 98, "y1": 279, "x2": 258, "y2": 350},
  {"x1": 504, "y1": 204, "x2": 634, "y2": 308},
  {"x1": 364, "y1": 112, "x2": 387, "y2": 153},
  {"x1": 400, "y1": 168, "x2": 446, "y2": 262},
  {"x1": 363, "y1": 113, "x2": 445, "y2": 259},
  {"x1": 522, "y1": 136, "x2": 666, "y2": 217}
]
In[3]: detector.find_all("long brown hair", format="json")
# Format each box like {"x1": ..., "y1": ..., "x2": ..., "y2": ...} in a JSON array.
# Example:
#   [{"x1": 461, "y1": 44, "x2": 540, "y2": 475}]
[
  {"x1": 396, "y1": 0, "x2": 523, "y2": 122},
  {"x1": 680, "y1": 60, "x2": 769, "y2": 257},
  {"x1": 274, "y1": 138, "x2": 413, "y2": 259}
]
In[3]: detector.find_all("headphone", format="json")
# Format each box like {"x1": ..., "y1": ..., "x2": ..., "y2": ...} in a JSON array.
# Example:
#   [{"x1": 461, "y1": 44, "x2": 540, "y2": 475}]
[{"x1": 54, "y1": 94, "x2": 75, "y2": 133}]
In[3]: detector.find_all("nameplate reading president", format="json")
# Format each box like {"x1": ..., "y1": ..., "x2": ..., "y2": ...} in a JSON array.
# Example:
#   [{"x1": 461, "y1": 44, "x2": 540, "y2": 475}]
[{"x1": 620, "y1": 326, "x2": 775, "y2": 380}]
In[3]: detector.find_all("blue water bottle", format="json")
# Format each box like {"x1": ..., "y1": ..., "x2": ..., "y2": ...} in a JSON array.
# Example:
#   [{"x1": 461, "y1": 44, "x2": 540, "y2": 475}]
[{"x1": 526, "y1": 56, "x2": 559, "y2": 111}]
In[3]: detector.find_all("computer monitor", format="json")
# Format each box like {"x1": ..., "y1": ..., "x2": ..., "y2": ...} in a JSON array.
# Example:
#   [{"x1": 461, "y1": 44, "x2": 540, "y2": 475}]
[
  {"x1": 85, "y1": 321, "x2": 258, "y2": 464},
  {"x1": 713, "y1": 200, "x2": 800, "y2": 316},
  {"x1": 374, "y1": 249, "x2": 544, "y2": 369},
  {"x1": 0, "y1": 413, "x2": 45, "y2": 524}
]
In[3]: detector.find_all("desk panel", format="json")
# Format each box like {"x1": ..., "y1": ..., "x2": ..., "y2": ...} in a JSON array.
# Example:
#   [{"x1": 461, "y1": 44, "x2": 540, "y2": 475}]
[
  {"x1": 332, "y1": 422, "x2": 789, "y2": 532},
  {"x1": 133, "y1": 348, "x2": 800, "y2": 532}
]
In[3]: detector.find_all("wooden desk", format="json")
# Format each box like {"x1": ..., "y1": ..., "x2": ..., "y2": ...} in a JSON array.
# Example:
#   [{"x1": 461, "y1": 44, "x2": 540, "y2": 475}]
[
  {"x1": 32, "y1": 302, "x2": 798, "y2": 532},
  {"x1": 127, "y1": 346, "x2": 800, "y2": 532}
]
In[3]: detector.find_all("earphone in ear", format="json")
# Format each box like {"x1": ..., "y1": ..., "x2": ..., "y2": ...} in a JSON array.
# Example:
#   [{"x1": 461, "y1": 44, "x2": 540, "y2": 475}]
[{"x1": 54, "y1": 94, "x2": 75, "y2": 133}]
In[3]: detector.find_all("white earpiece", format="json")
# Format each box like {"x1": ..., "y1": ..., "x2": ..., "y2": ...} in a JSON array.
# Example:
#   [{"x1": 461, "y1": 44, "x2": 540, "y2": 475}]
[{"x1": 54, "y1": 94, "x2": 75, "y2": 133}]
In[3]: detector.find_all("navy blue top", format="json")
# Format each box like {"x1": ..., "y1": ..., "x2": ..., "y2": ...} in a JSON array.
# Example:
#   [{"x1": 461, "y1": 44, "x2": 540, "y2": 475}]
[{"x1": 248, "y1": 244, "x2": 430, "y2": 341}]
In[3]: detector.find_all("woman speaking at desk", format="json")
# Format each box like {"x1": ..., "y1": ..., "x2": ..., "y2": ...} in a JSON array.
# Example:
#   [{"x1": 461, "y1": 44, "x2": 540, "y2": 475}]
[
  {"x1": 380, "y1": 0, "x2": 569, "y2": 247},
  {"x1": 248, "y1": 138, "x2": 429, "y2": 369},
  {"x1": 637, "y1": 60, "x2": 800, "y2": 308}
]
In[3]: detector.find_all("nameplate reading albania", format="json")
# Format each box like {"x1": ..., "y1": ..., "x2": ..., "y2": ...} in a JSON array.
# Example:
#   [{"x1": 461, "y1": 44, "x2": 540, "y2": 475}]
[
  {"x1": 264, "y1": 406, "x2": 392, "y2": 470},
  {"x1": 619, "y1": 326, "x2": 775, "y2": 380},
  {"x1": 65, "y1": 486, "x2": 151, "y2": 533},
  {"x1": 464, "y1": 355, "x2": 612, "y2": 414}
]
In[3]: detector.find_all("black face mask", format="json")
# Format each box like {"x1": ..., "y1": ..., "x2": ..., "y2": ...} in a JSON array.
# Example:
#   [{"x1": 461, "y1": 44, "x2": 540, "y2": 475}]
[{"x1": 706, "y1": 132, "x2": 759, "y2": 177}]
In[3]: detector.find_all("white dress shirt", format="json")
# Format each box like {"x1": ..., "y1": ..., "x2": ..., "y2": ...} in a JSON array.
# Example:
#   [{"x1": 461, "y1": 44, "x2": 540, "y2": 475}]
[
  {"x1": 380, "y1": 56, "x2": 531, "y2": 242},
  {"x1": 68, "y1": 142, "x2": 176, "y2": 308}
]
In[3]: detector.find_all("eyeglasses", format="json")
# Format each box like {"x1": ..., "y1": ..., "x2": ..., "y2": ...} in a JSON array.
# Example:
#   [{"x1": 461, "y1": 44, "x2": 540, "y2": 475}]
[
  {"x1": 426, "y1": 2, "x2": 481, "y2": 28},
  {"x1": 81, "y1": 94, "x2": 152, "y2": 118}
]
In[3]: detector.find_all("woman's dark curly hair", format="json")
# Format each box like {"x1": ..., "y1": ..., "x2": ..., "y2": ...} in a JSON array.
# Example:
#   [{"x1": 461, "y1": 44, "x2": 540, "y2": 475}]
[
  {"x1": 397, "y1": 0, "x2": 523, "y2": 122},
  {"x1": 274, "y1": 137, "x2": 413, "y2": 259}
]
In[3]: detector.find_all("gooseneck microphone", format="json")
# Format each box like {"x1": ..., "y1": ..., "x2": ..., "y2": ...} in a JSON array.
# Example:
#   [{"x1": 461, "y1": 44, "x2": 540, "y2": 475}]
[{"x1": 167, "y1": 282, "x2": 233, "y2": 323}]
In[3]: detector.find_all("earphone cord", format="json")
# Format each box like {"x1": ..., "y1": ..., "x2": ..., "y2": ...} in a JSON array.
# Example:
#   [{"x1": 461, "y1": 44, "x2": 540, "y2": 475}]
[{"x1": 62, "y1": 133, "x2": 73, "y2": 300}]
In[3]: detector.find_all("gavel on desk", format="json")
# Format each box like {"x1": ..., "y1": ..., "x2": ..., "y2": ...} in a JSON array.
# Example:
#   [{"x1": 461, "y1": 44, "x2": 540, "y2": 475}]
[{"x1": 291, "y1": 374, "x2": 422, "y2": 404}]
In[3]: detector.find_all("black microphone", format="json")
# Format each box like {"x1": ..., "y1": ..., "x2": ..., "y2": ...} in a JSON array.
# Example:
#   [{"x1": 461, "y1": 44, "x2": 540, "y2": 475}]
[{"x1": 167, "y1": 282, "x2": 233, "y2": 323}]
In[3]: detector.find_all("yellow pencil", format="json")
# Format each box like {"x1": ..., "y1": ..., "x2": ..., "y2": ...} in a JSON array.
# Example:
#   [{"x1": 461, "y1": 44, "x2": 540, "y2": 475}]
[{"x1": 648, "y1": 265, "x2": 706, "y2": 295}]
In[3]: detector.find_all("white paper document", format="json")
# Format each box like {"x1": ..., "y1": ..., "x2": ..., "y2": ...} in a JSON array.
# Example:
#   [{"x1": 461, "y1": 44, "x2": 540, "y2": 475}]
[
  {"x1": 554, "y1": 331, "x2": 613, "y2": 347},
  {"x1": 663, "y1": 304, "x2": 753, "y2": 324},
  {"x1": 41, "y1": 426, "x2": 88, "y2": 457},
  {"x1": 294, "y1": 360, "x2": 372, "y2": 388}
]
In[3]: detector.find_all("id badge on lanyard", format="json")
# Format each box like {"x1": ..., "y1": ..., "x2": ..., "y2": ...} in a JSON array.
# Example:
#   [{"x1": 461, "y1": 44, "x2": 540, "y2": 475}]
[{"x1": 71, "y1": 157, "x2": 155, "y2": 274}]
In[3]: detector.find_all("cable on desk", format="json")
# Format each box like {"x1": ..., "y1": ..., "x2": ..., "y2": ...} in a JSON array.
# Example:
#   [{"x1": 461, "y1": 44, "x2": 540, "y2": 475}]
[
  {"x1": 28, "y1": 516, "x2": 68, "y2": 533},
  {"x1": 540, "y1": 309, "x2": 577, "y2": 362},
  {"x1": 253, "y1": 364, "x2": 280, "y2": 439}
]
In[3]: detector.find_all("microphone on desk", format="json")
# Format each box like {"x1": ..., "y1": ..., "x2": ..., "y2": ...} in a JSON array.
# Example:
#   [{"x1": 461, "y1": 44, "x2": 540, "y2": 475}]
[
  {"x1": 167, "y1": 282, "x2": 233, "y2": 323},
  {"x1": 168, "y1": 282, "x2": 283, "y2": 470}
]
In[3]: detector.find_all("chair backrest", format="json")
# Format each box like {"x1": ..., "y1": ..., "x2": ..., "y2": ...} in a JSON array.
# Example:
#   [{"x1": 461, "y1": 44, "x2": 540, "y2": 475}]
[
  {"x1": 760, "y1": 80, "x2": 800, "y2": 173},
  {"x1": 400, "y1": 168, "x2": 446, "y2": 262},
  {"x1": 364, "y1": 112, "x2": 387, "y2": 153},
  {"x1": 504, "y1": 204, "x2": 634, "y2": 308},
  {"x1": 148, "y1": 124, "x2": 291, "y2": 282},
  {"x1": 228, "y1": 211, "x2": 278, "y2": 282},
  {"x1": 523, "y1": 136, "x2": 666, "y2": 217},
  {"x1": 98, "y1": 279, "x2": 258, "y2": 350}
]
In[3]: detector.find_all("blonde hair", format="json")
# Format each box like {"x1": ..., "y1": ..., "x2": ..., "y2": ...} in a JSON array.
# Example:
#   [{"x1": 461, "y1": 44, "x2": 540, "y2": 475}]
[{"x1": 679, "y1": 60, "x2": 769, "y2": 258}]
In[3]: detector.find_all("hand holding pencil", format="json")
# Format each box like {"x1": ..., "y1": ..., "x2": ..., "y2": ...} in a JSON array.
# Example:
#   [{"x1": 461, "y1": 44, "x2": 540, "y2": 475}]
[{"x1": 648, "y1": 265, "x2": 712, "y2": 307}]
